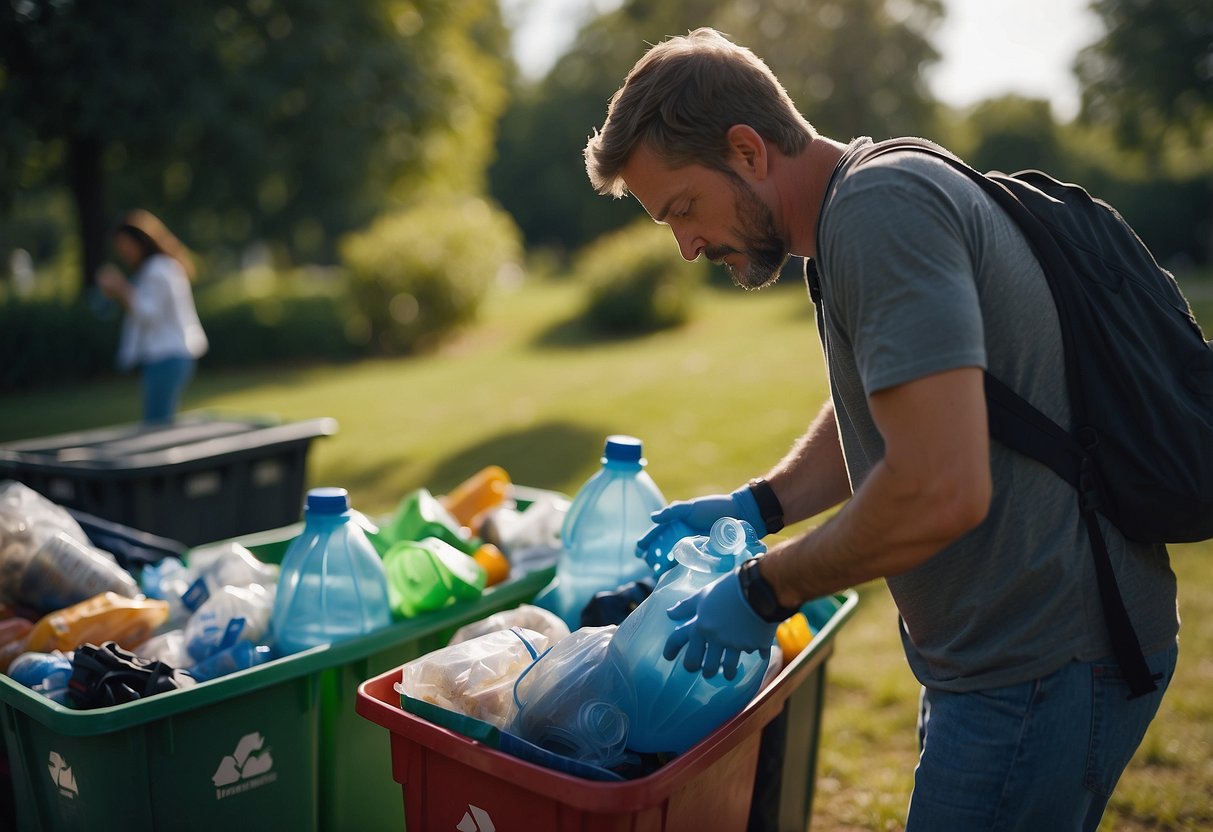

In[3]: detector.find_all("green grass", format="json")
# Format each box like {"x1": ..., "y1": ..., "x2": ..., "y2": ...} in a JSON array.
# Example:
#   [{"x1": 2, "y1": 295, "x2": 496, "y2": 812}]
[{"x1": 1, "y1": 277, "x2": 1210, "y2": 831}]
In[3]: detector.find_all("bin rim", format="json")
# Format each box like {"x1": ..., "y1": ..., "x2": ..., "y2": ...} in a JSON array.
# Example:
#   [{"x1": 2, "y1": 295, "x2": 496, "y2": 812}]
[
  {"x1": 0, "y1": 565, "x2": 556, "y2": 737},
  {"x1": 355, "y1": 588, "x2": 858, "y2": 811},
  {"x1": 0, "y1": 412, "x2": 337, "y2": 473}
]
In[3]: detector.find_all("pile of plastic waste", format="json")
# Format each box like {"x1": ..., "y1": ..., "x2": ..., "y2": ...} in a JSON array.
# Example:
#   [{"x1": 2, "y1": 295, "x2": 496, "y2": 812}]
[{"x1": 0, "y1": 466, "x2": 571, "y2": 710}]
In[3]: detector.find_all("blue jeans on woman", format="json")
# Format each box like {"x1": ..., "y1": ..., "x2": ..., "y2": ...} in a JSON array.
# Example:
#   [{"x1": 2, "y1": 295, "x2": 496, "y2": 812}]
[
  {"x1": 907, "y1": 643, "x2": 1178, "y2": 832},
  {"x1": 141, "y1": 355, "x2": 196, "y2": 423}
]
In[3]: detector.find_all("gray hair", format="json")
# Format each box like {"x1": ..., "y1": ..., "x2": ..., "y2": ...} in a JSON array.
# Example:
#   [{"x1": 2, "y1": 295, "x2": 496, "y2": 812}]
[{"x1": 584, "y1": 27, "x2": 815, "y2": 198}]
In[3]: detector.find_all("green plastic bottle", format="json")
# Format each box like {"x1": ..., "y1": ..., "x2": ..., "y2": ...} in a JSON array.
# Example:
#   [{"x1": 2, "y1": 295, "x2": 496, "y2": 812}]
[
  {"x1": 371, "y1": 488, "x2": 477, "y2": 556},
  {"x1": 381, "y1": 537, "x2": 487, "y2": 619}
]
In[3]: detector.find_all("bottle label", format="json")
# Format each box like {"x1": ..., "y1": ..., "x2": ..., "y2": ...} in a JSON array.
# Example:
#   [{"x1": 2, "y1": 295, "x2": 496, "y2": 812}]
[
  {"x1": 219, "y1": 617, "x2": 246, "y2": 651},
  {"x1": 182, "y1": 578, "x2": 210, "y2": 612}
]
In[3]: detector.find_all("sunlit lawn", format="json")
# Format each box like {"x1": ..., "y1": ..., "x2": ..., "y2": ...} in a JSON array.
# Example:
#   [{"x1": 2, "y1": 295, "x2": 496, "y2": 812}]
[{"x1": 1, "y1": 276, "x2": 1210, "y2": 831}]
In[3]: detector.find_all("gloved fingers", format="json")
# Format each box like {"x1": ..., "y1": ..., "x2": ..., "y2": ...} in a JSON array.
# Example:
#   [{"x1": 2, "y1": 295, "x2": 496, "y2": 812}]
[
  {"x1": 637, "y1": 522, "x2": 665, "y2": 551},
  {"x1": 720, "y1": 648, "x2": 741, "y2": 681},
  {"x1": 701, "y1": 642, "x2": 725, "y2": 679},
  {"x1": 665, "y1": 593, "x2": 699, "y2": 622},
  {"x1": 680, "y1": 632, "x2": 708, "y2": 673},
  {"x1": 664, "y1": 622, "x2": 692, "y2": 662},
  {"x1": 649, "y1": 501, "x2": 693, "y2": 525}
]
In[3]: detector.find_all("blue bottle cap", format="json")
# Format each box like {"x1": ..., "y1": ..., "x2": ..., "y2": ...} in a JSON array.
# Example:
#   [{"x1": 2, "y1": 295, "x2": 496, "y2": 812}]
[
  {"x1": 306, "y1": 487, "x2": 350, "y2": 514},
  {"x1": 603, "y1": 435, "x2": 642, "y2": 463}
]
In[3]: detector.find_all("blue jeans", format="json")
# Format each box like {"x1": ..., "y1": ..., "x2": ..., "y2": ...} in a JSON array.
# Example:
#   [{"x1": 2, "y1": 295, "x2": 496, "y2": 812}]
[
  {"x1": 141, "y1": 356, "x2": 195, "y2": 423},
  {"x1": 907, "y1": 643, "x2": 1178, "y2": 832}
]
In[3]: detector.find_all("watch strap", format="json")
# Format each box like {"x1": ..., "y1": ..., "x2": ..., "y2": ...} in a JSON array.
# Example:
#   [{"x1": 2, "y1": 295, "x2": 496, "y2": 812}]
[
  {"x1": 738, "y1": 557, "x2": 798, "y2": 623},
  {"x1": 747, "y1": 478, "x2": 785, "y2": 534}
]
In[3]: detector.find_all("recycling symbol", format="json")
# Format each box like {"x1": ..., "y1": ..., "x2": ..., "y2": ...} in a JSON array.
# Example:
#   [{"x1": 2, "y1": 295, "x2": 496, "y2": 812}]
[{"x1": 456, "y1": 803, "x2": 496, "y2": 832}]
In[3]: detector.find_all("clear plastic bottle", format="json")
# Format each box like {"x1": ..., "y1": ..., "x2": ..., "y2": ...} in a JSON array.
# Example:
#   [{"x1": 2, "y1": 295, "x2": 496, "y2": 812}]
[
  {"x1": 608, "y1": 516, "x2": 770, "y2": 754},
  {"x1": 534, "y1": 436, "x2": 665, "y2": 628},
  {"x1": 270, "y1": 487, "x2": 392, "y2": 655}
]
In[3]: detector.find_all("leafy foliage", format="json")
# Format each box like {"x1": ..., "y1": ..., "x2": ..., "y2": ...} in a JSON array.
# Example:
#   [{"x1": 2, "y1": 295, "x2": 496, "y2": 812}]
[
  {"x1": 576, "y1": 219, "x2": 707, "y2": 334},
  {"x1": 340, "y1": 196, "x2": 523, "y2": 354},
  {"x1": 491, "y1": 0, "x2": 945, "y2": 253},
  {"x1": 1076, "y1": 0, "x2": 1213, "y2": 152},
  {"x1": 0, "y1": 0, "x2": 513, "y2": 282}
]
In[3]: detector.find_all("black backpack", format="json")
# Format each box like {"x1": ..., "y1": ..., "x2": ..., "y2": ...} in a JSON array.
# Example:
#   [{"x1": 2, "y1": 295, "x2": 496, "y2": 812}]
[{"x1": 807, "y1": 138, "x2": 1213, "y2": 698}]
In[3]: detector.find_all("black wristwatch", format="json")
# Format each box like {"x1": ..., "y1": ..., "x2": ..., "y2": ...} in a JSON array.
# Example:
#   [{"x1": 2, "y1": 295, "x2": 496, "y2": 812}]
[
  {"x1": 747, "y1": 477, "x2": 785, "y2": 534},
  {"x1": 738, "y1": 557, "x2": 799, "y2": 623}
]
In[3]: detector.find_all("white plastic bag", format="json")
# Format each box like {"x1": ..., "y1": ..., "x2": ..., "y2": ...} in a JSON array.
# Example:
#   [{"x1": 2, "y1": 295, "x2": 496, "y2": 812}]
[
  {"x1": 449, "y1": 604, "x2": 570, "y2": 646},
  {"x1": 396, "y1": 626, "x2": 550, "y2": 728}
]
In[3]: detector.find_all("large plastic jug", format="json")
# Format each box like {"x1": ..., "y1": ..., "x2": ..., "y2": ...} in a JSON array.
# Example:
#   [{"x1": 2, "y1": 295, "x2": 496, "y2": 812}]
[
  {"x1": 534, "y1": 435, "x2": 665, "y2": 628},
  {"x1": 608, "y1": 516, "x2": 770, "y2": 754},
  {"x1": 270, "y1": 487, "x2": 392, "y2": 655}
]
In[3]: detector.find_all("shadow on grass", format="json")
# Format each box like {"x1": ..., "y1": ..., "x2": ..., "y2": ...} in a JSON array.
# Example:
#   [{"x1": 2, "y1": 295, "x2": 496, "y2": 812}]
[
  {"x1": 530, "y1": 313, "x2": 664, "y2": 351},
  {"x1": 428, "y1": 421, "x2": 608, "y2": 494}
]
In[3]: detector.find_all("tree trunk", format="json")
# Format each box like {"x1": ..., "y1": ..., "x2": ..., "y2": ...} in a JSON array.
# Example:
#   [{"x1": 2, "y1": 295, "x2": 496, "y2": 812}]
[{"x1": 67, "y1": 134, "x2": 107, "y2": 293}]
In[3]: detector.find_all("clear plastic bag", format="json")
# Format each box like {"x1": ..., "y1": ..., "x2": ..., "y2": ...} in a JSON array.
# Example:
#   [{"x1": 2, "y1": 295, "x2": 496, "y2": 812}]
[
  {"x1": 450, "y1": 604, "x2": 570, "y2": 646},
  {"x1": 396, "y1": 626, "x2": 550, "y2": 729},
  {"x1": 183, "y1": 584, "x2": 273, "y2": 662},
  {"x1": 508, "y1": 625, "x2": 636, "y2": 769},
  {"x1": 0, "y1": 481, "x2": 136, "y2": 612},
  {"x1": 142, "y1": 542, "x2": 278, "y2": 627}
]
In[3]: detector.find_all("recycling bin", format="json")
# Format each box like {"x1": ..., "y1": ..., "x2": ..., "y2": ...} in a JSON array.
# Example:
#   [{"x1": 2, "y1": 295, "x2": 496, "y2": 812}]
[
  {"x1": 356, "y1": 590, "x2": 859, "y2": 831},
  {"x1": 0, "y1": 487, "x2": 564, "y2": 831},
  {"x1": 0, "y1": 412, "x2": 337, "y2": 546}
]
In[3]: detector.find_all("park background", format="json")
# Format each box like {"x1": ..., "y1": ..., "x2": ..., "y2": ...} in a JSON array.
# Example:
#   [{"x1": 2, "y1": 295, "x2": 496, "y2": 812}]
[{"x1": 1, "y1": 1, "x2": 1210, "y2": 829}]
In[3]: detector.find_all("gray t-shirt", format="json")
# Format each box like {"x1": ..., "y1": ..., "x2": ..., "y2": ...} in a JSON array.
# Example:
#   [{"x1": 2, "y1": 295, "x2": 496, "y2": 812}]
[{"x1": 813, "y1": 137, "x2": 1178, "y2": 691}]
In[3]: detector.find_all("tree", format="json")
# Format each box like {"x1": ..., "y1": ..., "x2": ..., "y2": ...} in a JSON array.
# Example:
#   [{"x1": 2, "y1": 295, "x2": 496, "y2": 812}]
[
  {"x1": 1076, "y1": 0, "x2": 1213, "y2": 155},
  {"x1": 0, "y1": 0, "x2": 511, "y2": 287},
  {"x1": 491, "y1": 0, "x2": 944, "y2": 253}
]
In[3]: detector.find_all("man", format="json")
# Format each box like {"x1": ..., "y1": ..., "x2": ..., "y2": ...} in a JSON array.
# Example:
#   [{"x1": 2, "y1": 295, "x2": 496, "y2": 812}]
[{"x1": 584, "y1": 27, "x2": 1178, "y2": 831}]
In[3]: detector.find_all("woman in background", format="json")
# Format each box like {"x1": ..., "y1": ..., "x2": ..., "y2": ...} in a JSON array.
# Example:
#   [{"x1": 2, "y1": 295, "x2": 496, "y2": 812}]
[{"x1": 96, "y1": 209, "x2": 208, "y2": 423}]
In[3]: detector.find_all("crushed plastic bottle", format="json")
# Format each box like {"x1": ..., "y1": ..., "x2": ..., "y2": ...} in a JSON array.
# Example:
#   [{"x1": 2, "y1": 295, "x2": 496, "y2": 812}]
[
  {"x1": 534, "y1": 436, "x2": 664, "y2": 628},
  {"x1": 608, "y1": 517, "x2": 770, "y2": 753},
  {"x1": 372, "y1": 488, "x2": 476, "y2": 556},
  {"x1": 380, "y1": 537, "x2": 486, "y2": 619},
  {"x1": 270, "y1": 488, "x2": 392, "y2": 655},
  {"x1": 4, "y1": 530, "x2": 139, "y2": 613}
]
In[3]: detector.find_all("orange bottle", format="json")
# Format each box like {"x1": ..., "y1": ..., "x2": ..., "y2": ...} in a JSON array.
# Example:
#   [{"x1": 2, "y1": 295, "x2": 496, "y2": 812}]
[
  {"x1": 775, "y1": 612, "x2": 814, "y2": 666},
  {"x1": 471, "y1": 543, "x2": 510, "y2": 588},
  {"x1": 25, "y1": 592, "x2": 169, "y2": 653},
  {"x1": 440, "y1": 466, "x2": 512, "y2": 532}
]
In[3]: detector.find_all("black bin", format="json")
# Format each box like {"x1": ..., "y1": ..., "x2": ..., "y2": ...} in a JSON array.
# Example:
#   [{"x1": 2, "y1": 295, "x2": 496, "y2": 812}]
[{"x1": 0, "y1": 414, "x2": 337, "y2": 546}]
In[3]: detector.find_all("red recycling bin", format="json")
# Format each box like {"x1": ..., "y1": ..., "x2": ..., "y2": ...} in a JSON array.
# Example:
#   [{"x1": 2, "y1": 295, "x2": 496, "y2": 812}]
[{"x1": 355, "y1": 590, "x2": 857, "y2": 831}]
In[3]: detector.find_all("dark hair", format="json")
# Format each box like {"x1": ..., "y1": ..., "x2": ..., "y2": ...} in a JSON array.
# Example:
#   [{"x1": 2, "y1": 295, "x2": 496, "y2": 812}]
[
  {"x1": 113, "y1": 209, "x2": 196, "y2": 280},
  {"x1": 585, "y1": 27, "x2": 815, "y2": 198}
]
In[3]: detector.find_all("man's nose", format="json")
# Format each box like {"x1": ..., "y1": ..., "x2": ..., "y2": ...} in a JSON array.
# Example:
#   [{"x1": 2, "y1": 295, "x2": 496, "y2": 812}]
[{"x1": 673, "y1": 227, "x2": 703, "y2": 262}]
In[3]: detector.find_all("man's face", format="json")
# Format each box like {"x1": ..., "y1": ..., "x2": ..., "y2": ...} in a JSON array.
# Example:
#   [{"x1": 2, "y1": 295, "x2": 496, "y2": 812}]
[{"x1": 620, "y1": 143, "x2": 789, "y2": 289}]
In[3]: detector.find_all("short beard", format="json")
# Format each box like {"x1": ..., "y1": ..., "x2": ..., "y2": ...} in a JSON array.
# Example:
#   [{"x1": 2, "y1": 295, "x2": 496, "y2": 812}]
[{"x1": 707, "y1": 171, "x2": 789, "y2": 290}]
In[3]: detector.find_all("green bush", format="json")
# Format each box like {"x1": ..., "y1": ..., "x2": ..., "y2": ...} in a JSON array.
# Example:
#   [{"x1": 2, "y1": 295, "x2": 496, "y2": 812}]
[
  {"x1": 196, "y1": 267, "x2": 367, "y2": 367},
  {"x1": 576, "y1": 219, "x2": 705, "y2": 334},
  {"x1": 0, "y1": 296, "x2": 122, "y2": 391},
  {"x1": 341, "y1": 196, "x2": 523, "y2": 354}
]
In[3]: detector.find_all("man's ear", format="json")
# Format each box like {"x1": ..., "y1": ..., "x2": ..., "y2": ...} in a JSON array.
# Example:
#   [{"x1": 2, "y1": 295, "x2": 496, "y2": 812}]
[{"x1": 726, "y1": 124, "x2": 768, "y2": 178}]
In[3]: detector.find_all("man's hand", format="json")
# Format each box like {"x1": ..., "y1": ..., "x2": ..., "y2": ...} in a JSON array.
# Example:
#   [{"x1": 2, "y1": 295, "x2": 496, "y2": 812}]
[
  {"x1": 636, "y1": 486, "x2": 765, "y2": 571},
  {"x1": 663, "y1": 569, "x2": 777, "y2": 680}
]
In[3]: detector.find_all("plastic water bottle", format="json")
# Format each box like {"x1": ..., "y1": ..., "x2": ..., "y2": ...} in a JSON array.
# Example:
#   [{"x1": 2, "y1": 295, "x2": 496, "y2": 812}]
[
  {"x1": 270, "y1": 487, "x2": 392, "y2": 655},
  {"x1": 535, "y1": 435, "x2": 665, "y2": 628},
  {"x1": 608, "y1": 516, "x2": 770, "y2": 753}
]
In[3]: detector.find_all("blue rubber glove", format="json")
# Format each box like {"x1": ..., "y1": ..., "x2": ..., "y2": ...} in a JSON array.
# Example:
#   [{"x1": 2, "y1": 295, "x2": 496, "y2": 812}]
[
  {"x1": 663, "y1": 569, "x2": 778, "y2": 681},
  {"x1": 636, "y1": 486, "x2": 766, "y2": 572}
]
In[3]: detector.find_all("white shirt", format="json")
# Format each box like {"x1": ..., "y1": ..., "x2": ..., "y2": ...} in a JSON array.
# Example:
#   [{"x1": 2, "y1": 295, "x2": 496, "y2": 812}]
[{"x1": 116, "y1": 253, "x2": 209, "y2": 369}]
